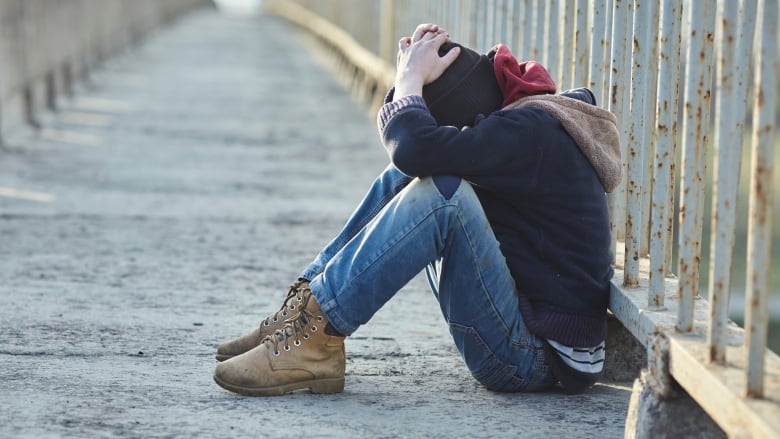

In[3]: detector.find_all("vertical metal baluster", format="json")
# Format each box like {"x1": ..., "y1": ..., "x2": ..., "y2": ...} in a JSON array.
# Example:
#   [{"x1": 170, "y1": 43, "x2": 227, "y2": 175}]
[
  {"x1": 546, "y1": 0, "x2": 561, "y2": 88},
  {"x1": 589, "y1": 0, "x2": 607, "y2": 99},
  {"x1": 574, "y1": 0, "x2": 589, "y2": 87},
  {"x1": 624, "y1": 0, "x2": 659, "y2": 286},
  {"x1": 744, "y1": 0, "x2": 776, "y2": 399},
  {"x1": 707, "y1": 0, "x2": 758, "y2": 364},
  {"x1": 649, "y1": 0, "x2": 683, "y2": 309},
  {"x1": 677, "y1": 0, "x2": 717, "y2": 332},
  {"x1": 560, "y1": 1, "x2": 573, "y2": 89},
  {"x1": 607, "y1": 0, "x2": 632, "y2": 262}
]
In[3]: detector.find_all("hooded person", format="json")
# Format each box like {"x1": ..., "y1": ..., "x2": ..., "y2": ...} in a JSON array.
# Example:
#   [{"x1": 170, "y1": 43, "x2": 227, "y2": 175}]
[
  {"x1": 214, "y1": 31, "x2": 621, "y2": 397},
  {"x1": 379, "y1": 40, "x2": 621, "y2": 392}
]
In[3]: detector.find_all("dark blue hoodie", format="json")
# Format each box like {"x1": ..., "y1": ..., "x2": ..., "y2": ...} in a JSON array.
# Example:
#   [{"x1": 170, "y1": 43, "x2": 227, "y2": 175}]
[{"x1": 378, "y1": 89, "x2": 622, "y2": 347}]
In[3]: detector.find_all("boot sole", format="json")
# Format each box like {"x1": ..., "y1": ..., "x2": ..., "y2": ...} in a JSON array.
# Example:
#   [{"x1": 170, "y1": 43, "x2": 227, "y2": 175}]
[{"x1": 213, "y1": 374, "x2": 345, "y2": 396}]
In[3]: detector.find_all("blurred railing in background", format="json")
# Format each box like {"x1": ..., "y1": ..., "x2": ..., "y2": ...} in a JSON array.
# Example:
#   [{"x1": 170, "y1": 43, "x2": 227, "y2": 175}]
[
  {"x1": 266, "y1": 0, "x2": 778, "y2": 437},
  {"x1": 0, "y1": 0, "x2": 210, "y2": 141}
]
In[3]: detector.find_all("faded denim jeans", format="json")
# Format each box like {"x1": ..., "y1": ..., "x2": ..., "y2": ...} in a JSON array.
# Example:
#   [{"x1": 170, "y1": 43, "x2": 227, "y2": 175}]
[{"x1": 300, "y1": 164, "x2": 556, "y2": 392}]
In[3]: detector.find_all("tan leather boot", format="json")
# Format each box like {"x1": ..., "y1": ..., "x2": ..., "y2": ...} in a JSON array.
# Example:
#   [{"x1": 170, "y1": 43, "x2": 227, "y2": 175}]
[
  {"x1": 215, "y1": 280, "x2": 309, "y2": 362},
  {"x1": 213, "y1": 291, "x2": 346, "y2": 396}
]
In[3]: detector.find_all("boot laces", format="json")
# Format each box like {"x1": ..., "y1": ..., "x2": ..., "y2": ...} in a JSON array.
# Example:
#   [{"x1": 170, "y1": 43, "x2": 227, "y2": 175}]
[
  {"x1": 260, "y1": 280, "x2": 307, "y2": 327},
  {"x1": 264, "y1": 294, "x2": 324, "y2": 356}
]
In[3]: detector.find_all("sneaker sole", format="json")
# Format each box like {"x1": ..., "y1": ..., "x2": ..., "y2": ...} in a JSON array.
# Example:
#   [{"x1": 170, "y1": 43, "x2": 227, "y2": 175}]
[{"x1": 213, "y1": 374, "x2": 345, "y2": 396}]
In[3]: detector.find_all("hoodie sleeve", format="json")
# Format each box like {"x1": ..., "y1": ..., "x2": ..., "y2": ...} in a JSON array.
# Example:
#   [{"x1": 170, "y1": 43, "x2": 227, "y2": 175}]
[{"x1": 378, "y1": 97, "x2": 561, "y2": 181}]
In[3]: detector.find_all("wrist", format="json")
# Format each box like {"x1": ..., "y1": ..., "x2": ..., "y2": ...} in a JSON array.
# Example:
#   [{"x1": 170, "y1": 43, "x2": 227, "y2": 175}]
[{"x1": 393, "y1": 77, "x2": 424, "y2": 101}]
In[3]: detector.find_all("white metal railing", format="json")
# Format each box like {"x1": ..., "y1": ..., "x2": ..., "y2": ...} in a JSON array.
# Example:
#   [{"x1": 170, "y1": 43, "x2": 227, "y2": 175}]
[{"x1": 266, "y1": 0, "x2": 778, "y2": 436}]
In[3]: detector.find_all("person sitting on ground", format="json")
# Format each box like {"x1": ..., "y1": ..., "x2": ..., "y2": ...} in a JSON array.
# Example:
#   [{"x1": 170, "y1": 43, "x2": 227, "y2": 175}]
[{"x1": 213, "y1": 23, "x2": 622, "y2": 395}]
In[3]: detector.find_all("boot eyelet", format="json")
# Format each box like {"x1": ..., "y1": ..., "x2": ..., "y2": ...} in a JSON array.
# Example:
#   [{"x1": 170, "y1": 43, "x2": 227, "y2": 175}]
[
  {"x1": 303, "y1": 334, "x2": 310, "y2": 340},
  {"x1": 284, "y1": 345, "x2": 291, "y2": 351},
  {"x1": 297, "y1": 297, "x2": 302, "y2": 302},
  {"x1": 311, "y1": 325, "x2": 317, "y2": 332},
  {"x1": 282, "y1": 311, "x2": 288, "y2": 317},
  {"x1": 273, "y1": 350, "x2": 280, "y2": 356},
  {"x1": 263, "y1": 321, "x2": 269, "y2": 327},
  {"x1": 290, "y1": 305, "x2": 296, "y2": 310},
  {"x1": 316, "y1": 316, "x2": 323, "y2": 322},
  {"x1": 294, "y1": 340, "x2": 301, "y2": 346},
  {"x1": 272, "y1": 317, "x2": 278, "y2": 322}
]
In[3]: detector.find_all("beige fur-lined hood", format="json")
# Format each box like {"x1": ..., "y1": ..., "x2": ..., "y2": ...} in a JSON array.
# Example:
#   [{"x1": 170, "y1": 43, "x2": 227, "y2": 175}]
[{"x1": 503, "y1": 94, "x2": 623, "y2": 193}]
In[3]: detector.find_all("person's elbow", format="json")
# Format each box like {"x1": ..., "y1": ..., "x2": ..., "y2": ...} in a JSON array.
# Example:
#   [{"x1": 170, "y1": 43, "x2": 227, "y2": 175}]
[
  {"x1": 389, "y1": 142, "x2": 425, "y2": 177},
  {"x1": 382, "y1": 113, "x2": 438, "y2": 176}
]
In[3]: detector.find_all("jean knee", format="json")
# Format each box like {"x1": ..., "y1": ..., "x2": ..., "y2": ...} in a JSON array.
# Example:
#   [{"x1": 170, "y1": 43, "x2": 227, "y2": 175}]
[
  {"x1": 431, "y1": 175, "x2": 462, "y2": 200},
  {"x1": 381, "y1": 164, "x2": 414, "y2": 191}
]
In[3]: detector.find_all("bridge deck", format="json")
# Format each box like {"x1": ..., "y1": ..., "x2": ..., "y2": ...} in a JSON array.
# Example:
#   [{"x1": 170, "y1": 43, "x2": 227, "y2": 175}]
[{"x1": 0, "y1": 9, "x2": 631, "y2": 438}]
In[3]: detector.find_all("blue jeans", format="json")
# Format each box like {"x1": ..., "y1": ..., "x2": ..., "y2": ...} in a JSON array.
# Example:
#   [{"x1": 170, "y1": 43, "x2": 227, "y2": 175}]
[{"x1": 301, "y1": 165, "x2": 556, "y2": 392}]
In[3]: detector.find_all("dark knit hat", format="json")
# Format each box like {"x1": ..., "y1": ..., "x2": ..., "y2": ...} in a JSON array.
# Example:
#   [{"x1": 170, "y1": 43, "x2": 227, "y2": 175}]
[{"x1": 422, "y1": 42, "x2": 504, "y2": 127}]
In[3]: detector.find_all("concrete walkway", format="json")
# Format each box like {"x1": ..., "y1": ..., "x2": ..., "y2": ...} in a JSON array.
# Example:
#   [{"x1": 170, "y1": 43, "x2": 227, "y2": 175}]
[{"x1": 0, "y1": 8, "x2": 631, "y2": 438}]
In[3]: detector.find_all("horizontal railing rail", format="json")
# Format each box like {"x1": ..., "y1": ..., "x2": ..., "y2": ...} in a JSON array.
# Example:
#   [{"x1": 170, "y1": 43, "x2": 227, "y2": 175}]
[{"x1": 266, "y1": 0, "x2": 779, "y2": 437}]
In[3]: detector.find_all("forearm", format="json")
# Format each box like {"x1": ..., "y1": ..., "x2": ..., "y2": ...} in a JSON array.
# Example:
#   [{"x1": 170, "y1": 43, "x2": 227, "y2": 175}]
[{"x1": 392, "y1": 76, "x2": 423, "y2": 101}]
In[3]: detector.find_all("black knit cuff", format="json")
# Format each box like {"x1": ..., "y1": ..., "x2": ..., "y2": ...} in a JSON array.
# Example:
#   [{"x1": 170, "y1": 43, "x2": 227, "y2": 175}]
[{"x1": 376, "y1": 94, "x2": 428, "y2": 133}]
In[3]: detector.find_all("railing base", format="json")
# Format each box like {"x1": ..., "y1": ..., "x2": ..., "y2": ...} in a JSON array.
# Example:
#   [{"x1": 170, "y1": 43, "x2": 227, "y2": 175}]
[
  {"x1": 603, "y1": 313, "x2": 646, "y2": 382},
  {"x1": 610, "y1": 243, "x2": 780, "y2": 439},
  {"x1": 625, "y1": 370, "x2": 726, "y2": 439}
]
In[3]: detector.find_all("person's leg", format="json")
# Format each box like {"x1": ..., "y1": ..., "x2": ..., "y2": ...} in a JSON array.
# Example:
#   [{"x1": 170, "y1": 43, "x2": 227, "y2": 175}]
[
  {"x1": 425, "y1": 262, "x2": 555, "y2": 392},
  {"x1": 310, "y1": 175, "x2": 555, "y2": 392},
  {"x1": 423, "y1": 185, "x2": 556, "y2": 391},
  {"x1": 215, "y1": 175, "x2": 554, "y2": 394},
  {"x1": 216, "y1": 164, "x2": 412, "y2": 361},
  {"x1": 299, "y1": 163, "x2": 414, "y2": 281}
]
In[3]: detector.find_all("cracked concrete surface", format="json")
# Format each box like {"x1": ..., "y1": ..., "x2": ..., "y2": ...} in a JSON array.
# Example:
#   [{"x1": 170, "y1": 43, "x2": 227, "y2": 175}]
[{"x1": 0, "y1": 9, "x2": 631, "y2": 438}]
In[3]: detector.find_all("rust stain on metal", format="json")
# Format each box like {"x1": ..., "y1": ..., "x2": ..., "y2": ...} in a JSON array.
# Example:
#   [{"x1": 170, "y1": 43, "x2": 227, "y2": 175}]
[
  {"x1": 751, "y1": 288, "x2": 760, "y2": 309},
  {"x1": 709, "y1": 344, "x2": 725, "y2": 364},
  {"x1": 752, "y1": 163, "x2": 770, "y2": 223}
]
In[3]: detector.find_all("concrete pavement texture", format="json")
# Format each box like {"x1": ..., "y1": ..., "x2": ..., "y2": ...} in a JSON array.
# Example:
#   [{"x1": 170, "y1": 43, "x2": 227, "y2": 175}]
[{"x1": 0, "y1": 8, "x2": 632, "y2": 438}]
